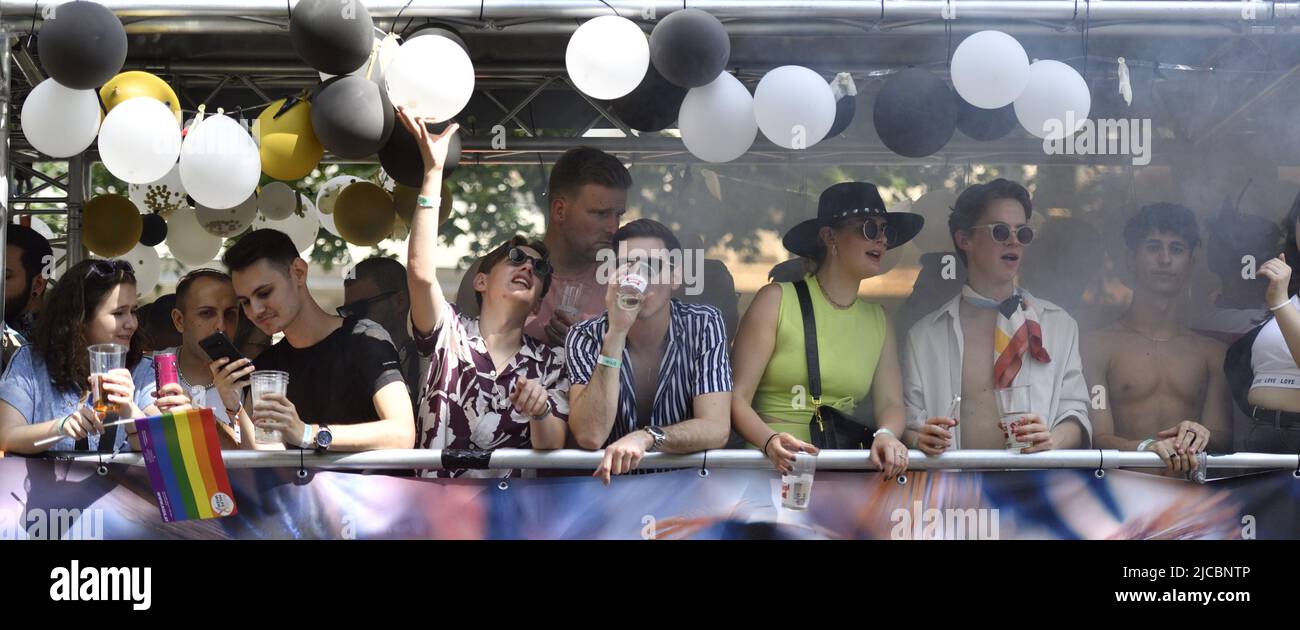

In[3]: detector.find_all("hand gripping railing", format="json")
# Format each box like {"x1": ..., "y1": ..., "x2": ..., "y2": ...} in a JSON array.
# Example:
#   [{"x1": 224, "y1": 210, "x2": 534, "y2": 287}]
[{"x1": 46, "y1": 449, "x2": 1300, "y2": 484}]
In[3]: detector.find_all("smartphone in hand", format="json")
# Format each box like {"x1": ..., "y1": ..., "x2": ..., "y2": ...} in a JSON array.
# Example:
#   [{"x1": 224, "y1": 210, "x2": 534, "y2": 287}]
[{"x1": 199, "y1": 331, "x2": 247, "y2": 365}]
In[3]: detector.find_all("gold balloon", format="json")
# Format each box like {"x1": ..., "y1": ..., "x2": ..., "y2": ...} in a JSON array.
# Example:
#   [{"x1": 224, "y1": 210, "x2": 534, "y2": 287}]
[
  {"x1": 99, "y1": 71, "x2": 181, "y2": 121},
  {"x1": 334, "y1": 181, "x2": 395, "y2": 246},
  {"x1": 83, "y1": 195, "x2": 144, "y2": 258},
  {"x1": 392, "y1": 183, "x2": 417, "y2": 226},
  {"x1": 256, "y1": 98, "x2": 324, "y2": 182},
  {"x1": 393, "y1": 182, "x2": 453, "y2": 228}
]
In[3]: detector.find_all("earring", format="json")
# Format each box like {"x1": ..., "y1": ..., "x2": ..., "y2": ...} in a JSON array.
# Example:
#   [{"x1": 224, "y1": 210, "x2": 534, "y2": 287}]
[{"x1": 832, "y1": 244, "x2": 838, "y2": 257}]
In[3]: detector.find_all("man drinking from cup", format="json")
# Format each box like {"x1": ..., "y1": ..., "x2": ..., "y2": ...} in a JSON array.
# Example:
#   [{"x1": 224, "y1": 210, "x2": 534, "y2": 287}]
[{"x1": 901, "y1": 179, "x2": 1092, "y2": 454}]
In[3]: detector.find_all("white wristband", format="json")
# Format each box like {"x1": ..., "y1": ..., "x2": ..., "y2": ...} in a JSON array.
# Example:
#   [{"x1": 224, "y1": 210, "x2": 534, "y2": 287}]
[
  {"x1": 301, "y1": 424, "x2": 314, "y2": 449},
  {"x1": 1137, "y1": 438, "x2": 1155, "y2": 452},
  {"x1": 1269, "y1": 299, "x2": 1291, "y2": 312},
  {"x1": 873, "y1": 428, "x2": 896, "y2": 440}
]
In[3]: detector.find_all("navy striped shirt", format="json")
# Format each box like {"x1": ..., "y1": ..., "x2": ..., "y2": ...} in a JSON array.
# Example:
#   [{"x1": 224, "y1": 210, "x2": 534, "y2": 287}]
[{"x1": 565, "y1": 299, "x2": 733, "y2": 447}]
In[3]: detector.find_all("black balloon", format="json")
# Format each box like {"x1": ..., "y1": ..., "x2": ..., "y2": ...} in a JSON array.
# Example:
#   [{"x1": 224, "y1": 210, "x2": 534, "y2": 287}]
[
  {"x1": 37, "y1": 1, "x2": 127, "y2": 90},
  {"x1": 649, "y1": 9, "x2": 731, "y2": 89},
  {"x1": 379, "y1": 119, "x2": 461, "y2": 187},
  {"x1": 956, "y1": 100, "x2": 1018, "y2": 142},
  {"x1": 873, "y1": 68, "x2": 957, "y2": 158},
  {"x1": 312, "y1": 76, "x2": 395, "y2": 159},
  {"x1": 139, "y1": 214, "x2": 168, "y2": 247},
  {"x1": 826, "y1": 93, "x2": 856, "y2": 138},
  {"x1": 609, "y1": 64, "x2": 687, "y2": 132},
  {"x1": 290, "y1": 0, "x2": 375, "y2": 76}
]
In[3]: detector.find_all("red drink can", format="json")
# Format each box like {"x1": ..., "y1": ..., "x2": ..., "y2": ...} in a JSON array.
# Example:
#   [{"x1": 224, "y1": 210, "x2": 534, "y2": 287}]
[{"x1": 155, "y1": 351, "x2": 179, "y2": 391}]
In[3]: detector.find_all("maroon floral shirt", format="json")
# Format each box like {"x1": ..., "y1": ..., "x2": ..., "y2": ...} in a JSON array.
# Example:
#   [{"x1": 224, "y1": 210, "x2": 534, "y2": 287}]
[{"x1": 415, "y1": 302, "x2": 570, "y2": 478}]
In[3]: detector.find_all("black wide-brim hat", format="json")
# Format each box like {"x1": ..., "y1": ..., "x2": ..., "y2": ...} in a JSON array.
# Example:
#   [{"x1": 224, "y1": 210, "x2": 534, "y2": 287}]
[{"x1": 782, "y1": 181, "x2": 925, "y2": 258}]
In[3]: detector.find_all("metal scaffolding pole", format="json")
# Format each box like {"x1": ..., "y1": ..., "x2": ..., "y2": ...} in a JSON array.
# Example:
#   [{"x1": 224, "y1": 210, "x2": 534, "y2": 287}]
[
  {"x1": 0, "y1": 33, "x2": 10, "y2": 354},
  {"x1": 1, "y1": 1, "x2": 1299, "y2": 35},
  {"x1": 50, "y1": 449, "x2": 1300, "y2": 478},
  {"x1": 65, "y1": 156, "x2": 88, "y2": 266},
  {"x1": 1, "y1": 1, "x2": 1297, "y2": 22}
]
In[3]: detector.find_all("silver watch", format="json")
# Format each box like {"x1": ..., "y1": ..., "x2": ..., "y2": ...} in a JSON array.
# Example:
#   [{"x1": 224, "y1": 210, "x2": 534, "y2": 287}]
[{"x1": 644, "y1": 425, "x2": 666, "y2": 452}]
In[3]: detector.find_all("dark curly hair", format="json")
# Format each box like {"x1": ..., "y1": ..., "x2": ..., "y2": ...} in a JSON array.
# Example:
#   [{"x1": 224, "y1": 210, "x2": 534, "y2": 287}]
[{"x1": 32, "y1": 259, "x2": 144, "y2": 394}]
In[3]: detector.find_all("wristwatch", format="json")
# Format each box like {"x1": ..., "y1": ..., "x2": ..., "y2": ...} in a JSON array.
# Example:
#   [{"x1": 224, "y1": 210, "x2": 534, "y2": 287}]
[
  {"x1": 643, "y1": 425, "x2": 666, "y2": 452},
  {"x1": 314, "y1": 425, "x2": 333, "y2": 452}
]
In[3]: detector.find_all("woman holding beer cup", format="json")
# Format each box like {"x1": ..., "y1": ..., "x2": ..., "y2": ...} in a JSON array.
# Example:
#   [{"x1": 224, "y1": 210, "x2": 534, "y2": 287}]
[{"x1": 0, "y1": 259, "x2": 185, "y2": 453}]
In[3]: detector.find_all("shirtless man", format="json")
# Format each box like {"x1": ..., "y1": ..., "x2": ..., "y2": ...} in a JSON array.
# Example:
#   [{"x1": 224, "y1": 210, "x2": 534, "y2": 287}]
[{"x1": 1083, "y1": 204, "x2": 1230, "y2": 473}]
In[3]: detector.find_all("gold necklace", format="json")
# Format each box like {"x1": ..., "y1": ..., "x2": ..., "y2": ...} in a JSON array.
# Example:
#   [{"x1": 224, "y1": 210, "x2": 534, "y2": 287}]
[{"x1": 816, "y1": 277, "x2": 856, "y2": 310}]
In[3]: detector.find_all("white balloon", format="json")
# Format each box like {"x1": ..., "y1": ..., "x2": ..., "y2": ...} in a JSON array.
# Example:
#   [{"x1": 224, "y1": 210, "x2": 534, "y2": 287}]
[
  {"x1": 679, "y1": 72, "x2": 757, "y2": 163},
  {"x1": 165, "y1": 207, "x2": 223, "y2": 268},
  {"x1": 98, "y1": 97, "x2": 182, "y2": 184},
  {"x1": 258, "y1": 181, "x2": 300, "y2": 220},
  {"x1": 315, "y1": 175, "x2": 360, "y2": 215},
  {"x1": 113, "y1": 243, "x2": 162, "y2": 298},
  {"x1": 385, "y1": 35, "x2": 475, "y2": 122},
  {"x1": 753, "y1": 65, "x2": 835, "y2": 150},
  {"x1": 196, "y1": 192, "x2": 259, "y2": 237},
  {"x1": 951, "y1": 31, "x2": 1031, "y2": 109},
  {"x1": 1014, "y1": 60, "x2": 1092, "y2": 140},
  {"x1": 180, "y1": 113, "x2": 261, "y2": 209},
  {"x1": 566, "y1": 16, "x2": 649, "y2": 100},
  {"x1": 253, "y1": 196, "x2": 320, "y2": 254},
  {"x1": 21, "y1": 79, "x2": 100, "y2": 158},
  {"x1": 128, "y1": 163, "x2": 188, "y2": 218}
]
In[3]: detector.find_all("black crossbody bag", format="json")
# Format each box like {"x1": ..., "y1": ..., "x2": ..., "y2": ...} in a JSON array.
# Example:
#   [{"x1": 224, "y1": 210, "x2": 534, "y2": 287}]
[{"x1": 793, "y1": 280, "x2": 875, "y2": 450}]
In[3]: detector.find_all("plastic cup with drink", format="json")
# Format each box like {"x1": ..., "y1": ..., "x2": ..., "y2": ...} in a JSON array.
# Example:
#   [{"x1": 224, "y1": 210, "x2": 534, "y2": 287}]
[
  {"x1": 88, "y1": 343, "x2": 127, "y2": 417},
  {"x1": 780, "y1": 452, "x2": 817, "y2": 511},
  {"x1": 995, "y1": 385, "x2": 1032, "y2": 453},
  {"x1": 250, "y1": 370, "x2": 289, "y2": 445},
  {"x1": 617, "y1": 261, "x2": 651, "y2": 312},
  {"x1": 557, "y1": 281, "x2": 584, "y2": 319}
]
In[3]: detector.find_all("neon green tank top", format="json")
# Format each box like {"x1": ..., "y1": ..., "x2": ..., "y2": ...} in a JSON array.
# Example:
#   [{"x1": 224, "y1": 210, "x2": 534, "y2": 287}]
[{"x1": 751, "y1": 274, "x2": 886, "y2": 442}]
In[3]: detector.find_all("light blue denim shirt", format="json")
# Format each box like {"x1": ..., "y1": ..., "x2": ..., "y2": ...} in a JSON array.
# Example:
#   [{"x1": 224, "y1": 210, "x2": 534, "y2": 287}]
[{"x1": 0, "y1": 345, "x2": 157, "y2": 451}]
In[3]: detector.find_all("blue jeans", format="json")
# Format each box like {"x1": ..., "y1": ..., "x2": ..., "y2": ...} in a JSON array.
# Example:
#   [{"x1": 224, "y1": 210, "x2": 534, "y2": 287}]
[{"x1": 1245, "y1": 420, "x2": 1300, "y2": 454}]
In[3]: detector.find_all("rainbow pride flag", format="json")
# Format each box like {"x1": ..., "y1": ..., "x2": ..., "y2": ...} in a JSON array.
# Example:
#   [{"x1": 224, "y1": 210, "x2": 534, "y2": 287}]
[{"x1": 133, "y1": 408, "x2": 237, "y2": 523}]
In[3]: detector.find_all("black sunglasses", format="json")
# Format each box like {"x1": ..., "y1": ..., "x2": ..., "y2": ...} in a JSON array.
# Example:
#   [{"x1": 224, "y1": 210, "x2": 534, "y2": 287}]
[
  {"x1": 860, "y1": 219, "x2": 897, "y2": 244},
  {"x1": 969, "y1": 223, "x2": 1035, "y2": 245},
  {"x1": 336, "y1": 290, "x2": 398, "y2": 319},
  {"x1": 87, "y1": 259, "x2": 133, "y2": 280},
  {"x1": 506, "y1": 247, "x2": 552, "y2": 277}
]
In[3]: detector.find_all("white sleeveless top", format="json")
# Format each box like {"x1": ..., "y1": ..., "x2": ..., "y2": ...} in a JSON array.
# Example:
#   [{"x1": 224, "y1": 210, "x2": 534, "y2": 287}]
[{"x1": 1251, "y1": 296, "x2": 1300, "y2": 390}]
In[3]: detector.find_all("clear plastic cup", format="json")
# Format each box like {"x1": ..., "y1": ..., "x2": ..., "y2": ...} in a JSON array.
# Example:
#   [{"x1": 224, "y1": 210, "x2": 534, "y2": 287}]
[
  {"x1": 616, "y1": 261, "x2": 650, "y2": 311},
  {"x1": 558, "y1": 282, "x2": 584, "y2": 318},
  {"x1": 995, "y1": 386, "x2": 1032, "y2": 453},
  {"x1": 780, "y1": 452, "x2": 817, "y2": 511},
  {"x1": 88, "y1": 343, "x2": 127, "y2": 416},
  {"x1": 250, "y1": 370, "x2": 289, "y2": 445}
]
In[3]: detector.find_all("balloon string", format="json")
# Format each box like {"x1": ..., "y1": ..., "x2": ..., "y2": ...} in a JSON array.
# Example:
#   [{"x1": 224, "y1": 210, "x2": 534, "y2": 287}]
[
  {"x1": 392, "y1": 0, "x2": 417, "y2": 33},
  {"x1": 363, "y1": 40, "x2": 381, "y2": 82},
  {"x1": 1081, "y1": 0, "x2": 1091, "y2": 81},
  {"x1": 596, "y1": 0, "x2": 621, "y2": 18}
]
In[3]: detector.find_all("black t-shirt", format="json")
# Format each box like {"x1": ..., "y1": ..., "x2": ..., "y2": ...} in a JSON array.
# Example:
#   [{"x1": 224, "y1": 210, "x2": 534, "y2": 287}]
[{"x1": 254, "y1": 317, "x2": 406, "y2": 426}]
